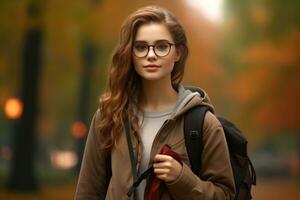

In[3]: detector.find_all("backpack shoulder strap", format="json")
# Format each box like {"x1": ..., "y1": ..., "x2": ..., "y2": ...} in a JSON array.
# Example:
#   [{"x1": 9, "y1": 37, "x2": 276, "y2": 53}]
[{"x1": 184, "y1": 105, "x2": 210, "y2": 175}]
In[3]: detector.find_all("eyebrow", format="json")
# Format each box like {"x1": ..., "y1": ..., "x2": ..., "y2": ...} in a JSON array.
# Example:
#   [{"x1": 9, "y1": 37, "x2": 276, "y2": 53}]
[{"x1": 134, "y1": 39, "x2": 172, "y2": 44}]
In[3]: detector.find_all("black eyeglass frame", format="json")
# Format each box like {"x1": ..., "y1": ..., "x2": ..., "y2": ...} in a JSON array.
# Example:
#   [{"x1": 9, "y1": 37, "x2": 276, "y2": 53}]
[{"x1": 132, "y1": 40, "x2": 176, "y2": 58}]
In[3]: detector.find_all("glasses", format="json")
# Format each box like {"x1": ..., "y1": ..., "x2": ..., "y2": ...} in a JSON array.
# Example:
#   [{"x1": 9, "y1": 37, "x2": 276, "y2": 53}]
[{"x1": 133, "y1": 40, "x2": 175, "y2": 58}]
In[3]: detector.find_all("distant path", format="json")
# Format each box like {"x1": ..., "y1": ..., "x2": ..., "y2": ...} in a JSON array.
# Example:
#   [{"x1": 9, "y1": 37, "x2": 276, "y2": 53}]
[
  {"x1": 253, "y1": 179, "x2": 300, "y2": 200},
  {"x1": 0, "y1": 180, "x2": 299, "y2": 199}
]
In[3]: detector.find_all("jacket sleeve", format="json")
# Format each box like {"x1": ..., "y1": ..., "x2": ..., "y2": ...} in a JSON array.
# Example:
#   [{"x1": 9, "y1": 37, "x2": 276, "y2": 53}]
[
  {"x1": 74, "y1": 109, "x2": 108, "y2": 200},
  {"x1": 166, "y1": 111, "x2": 236, "y2": 199}
]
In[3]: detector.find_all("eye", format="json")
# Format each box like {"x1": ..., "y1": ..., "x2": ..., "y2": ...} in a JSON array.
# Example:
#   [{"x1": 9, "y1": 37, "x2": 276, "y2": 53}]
[
  {"x1": 134, "y1": 43, "x2": 148, "y2": 52},
  {"x1": 155, "y1": 42, "x2": 169, "y2": 51}
]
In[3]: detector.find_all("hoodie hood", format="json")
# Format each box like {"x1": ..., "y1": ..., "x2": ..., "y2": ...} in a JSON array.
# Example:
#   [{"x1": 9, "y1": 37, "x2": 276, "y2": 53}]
[{"x1": 171, "y1": 85, "x2": 215, "y2": 118}]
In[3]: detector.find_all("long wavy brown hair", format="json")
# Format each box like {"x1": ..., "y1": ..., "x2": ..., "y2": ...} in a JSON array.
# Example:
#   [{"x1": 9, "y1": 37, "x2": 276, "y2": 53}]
[{"x1": 98, "y1": 5, "x2": 189, "y2": 154}]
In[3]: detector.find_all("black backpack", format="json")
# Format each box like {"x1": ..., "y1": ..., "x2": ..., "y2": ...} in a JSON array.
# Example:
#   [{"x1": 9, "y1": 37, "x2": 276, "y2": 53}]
[{"x1": 184, "y1": 86, "x2": 256, "y2": 200}]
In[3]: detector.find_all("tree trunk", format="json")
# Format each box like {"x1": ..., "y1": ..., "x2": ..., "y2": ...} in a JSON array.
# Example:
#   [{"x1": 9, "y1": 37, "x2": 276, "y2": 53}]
[
  {"x1": 75, "y1": 41, "x2": 96, "y2": 172},
  {"x1": 7, "y1": 2, "x2": 42, "y2": 192}
]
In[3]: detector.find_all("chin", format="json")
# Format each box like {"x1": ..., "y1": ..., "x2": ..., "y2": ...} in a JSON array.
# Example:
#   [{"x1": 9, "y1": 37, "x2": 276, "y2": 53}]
[
  {"x1": 141, "y1": 76, "x2": 163, "y2": 81},
  {"x1": 137, "y1": 70, "x2": 170, "y2": 82}
]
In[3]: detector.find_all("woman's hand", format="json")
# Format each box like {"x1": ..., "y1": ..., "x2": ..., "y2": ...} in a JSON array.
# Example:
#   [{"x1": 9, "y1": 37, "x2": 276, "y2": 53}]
[{"x1": 153, "y1": 154, "x2": 182, "y2": 182}]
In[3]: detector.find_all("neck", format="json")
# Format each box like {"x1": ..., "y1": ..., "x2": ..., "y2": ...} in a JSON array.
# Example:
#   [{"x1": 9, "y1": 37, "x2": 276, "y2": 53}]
[{"x1": 139, "y1": 78, "x2": 178, "y2": 112}]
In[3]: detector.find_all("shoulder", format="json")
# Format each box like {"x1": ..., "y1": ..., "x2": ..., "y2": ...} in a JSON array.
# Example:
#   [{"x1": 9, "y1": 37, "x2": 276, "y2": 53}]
[
  {"x1": 88, "y1": 108, "x2": 102, "y2": 139},
  {"x1": 203, "y1": 111, "x2": 222, "y2": 130},
  {"x1": 94, "y1": 108, "x2": 101, "y2": 122},
  {"x1": 202, "y1": 111, "x2": 224, "y2": 141}
]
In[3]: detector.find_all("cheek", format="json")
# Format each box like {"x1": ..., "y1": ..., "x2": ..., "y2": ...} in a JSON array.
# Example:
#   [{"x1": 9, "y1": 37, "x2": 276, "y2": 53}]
[
  {"x1": 164, "y1": 51, "x2": 179, "y2": 69},
  {"x1": 163, "y1": 57, "x2": 176, "y2": 70}
]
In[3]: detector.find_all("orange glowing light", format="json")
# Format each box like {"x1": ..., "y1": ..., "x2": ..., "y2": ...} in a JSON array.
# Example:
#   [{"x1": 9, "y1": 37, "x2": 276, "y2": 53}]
[
  {"x1": 4, "y1": 98, "x2": 23, "y2": 119},
  {"x1": 71, "y1": 121, "x2": 87, "y2": 139}
]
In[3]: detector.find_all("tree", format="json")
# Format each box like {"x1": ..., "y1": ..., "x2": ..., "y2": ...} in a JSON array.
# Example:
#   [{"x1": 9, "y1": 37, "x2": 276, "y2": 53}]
[
  {"x1": 7, "y1": 1, "x2": 43, "y2": 191},
  {"x1": 220, "y1": 0, "x2": 300, "y2": 135}
]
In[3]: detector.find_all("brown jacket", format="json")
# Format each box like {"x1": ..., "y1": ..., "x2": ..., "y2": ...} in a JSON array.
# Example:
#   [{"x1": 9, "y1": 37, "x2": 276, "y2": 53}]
[{"x1": 75, "y1": 88, "x2": 235, "y2": 200}]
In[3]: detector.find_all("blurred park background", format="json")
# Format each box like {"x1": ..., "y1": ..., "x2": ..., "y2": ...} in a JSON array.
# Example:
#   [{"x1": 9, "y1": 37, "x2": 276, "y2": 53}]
[{"x1": 0, "y1": 0, "x2": 299, "y2": 199}]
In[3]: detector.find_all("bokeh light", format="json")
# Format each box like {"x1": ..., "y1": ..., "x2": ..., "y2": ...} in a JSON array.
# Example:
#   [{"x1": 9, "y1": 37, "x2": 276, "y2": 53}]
[
  {"x1": 4, "y1": 98, "x2": 23, "y2": 120},
  {"x1": 71, "y1": 121, "x2": 87, "y2": 139},
  {"x1": 1, "y1": 146, "x2": 12, "y2": 161},
  {"x1": 187, "y1": 0, "x2": 224, "y2": 23},
  {"x1": 50, "y1": 150, "x2": 78, "y2": 170}
]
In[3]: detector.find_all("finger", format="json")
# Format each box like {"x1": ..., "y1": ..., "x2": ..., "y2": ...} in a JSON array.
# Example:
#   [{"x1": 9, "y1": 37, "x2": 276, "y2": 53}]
[
  {"x1": 153, "y1": 161, "x2": 171, "y2": 169},
  {"x1": 154, "y1": 154, "x2": 173, "y2": 162},
  {"x1": 153, "y1": 168, "x2": 170, "y2": 175}
]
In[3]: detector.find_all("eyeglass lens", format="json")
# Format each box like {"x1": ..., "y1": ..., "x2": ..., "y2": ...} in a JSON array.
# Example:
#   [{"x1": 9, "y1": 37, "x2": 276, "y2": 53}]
[{"x1": 133, "y1": 40, "x2": 173, "y2": 57}]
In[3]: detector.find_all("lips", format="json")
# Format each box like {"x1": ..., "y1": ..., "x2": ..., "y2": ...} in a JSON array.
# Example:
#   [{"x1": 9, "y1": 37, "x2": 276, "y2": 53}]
[
  {"x1": 144, "y1": 64, "x2": 160, "y2": 68},
  {"x1": 144, "y1": 64, "x2": 160, "y2": 72}
]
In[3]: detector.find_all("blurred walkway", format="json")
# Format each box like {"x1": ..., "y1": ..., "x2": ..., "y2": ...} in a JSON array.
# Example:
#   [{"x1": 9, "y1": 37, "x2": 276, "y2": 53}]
[
  {"x1": 0, "y1": 179, "x2": 299, "y2": 200},
  {"x1": 253, "y1": 179, "x2": 300, "y2": 200},
  {"x1": 0, "y1": 184, "x2": 76, "y2": 200}
]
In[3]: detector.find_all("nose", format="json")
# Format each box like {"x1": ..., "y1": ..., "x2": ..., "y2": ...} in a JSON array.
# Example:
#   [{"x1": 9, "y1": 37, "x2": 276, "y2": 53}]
[{"x1": 147, "y1": 46, "x2": 157, "y2": 59}]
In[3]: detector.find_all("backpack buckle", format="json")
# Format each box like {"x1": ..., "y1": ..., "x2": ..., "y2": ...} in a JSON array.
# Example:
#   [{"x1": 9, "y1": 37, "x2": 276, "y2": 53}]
[{"x1": 190, "y1": 130, "x2": 199, "y2": 139}]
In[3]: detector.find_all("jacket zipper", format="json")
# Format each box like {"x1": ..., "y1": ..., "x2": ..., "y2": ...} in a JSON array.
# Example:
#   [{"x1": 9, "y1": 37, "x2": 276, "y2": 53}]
[{"x1": 143, "y1": 118, "x2": 175, "y2": 199}]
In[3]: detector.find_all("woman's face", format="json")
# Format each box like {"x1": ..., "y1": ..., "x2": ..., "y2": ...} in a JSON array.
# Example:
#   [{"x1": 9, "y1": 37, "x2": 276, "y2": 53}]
[{"x1": 132, "y1": 23, "x2": 180, "y2": 82}]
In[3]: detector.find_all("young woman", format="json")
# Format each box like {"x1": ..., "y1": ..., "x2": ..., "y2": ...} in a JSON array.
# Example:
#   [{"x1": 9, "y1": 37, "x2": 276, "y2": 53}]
[{"x1": 75, "y1": 5, "x2": 235, "y2": 200}]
